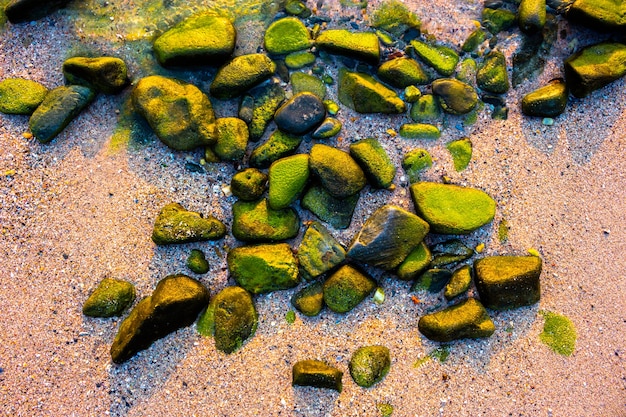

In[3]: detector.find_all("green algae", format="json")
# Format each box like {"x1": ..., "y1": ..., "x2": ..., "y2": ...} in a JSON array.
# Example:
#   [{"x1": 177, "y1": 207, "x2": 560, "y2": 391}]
[
  {"x1": 370, "y1": 0, "x2": 420, "y2": 37},
  {"x1": 498, "y1": 218, "x2": 509, "y2": 243},
  {"x1": 413, "y1": 346, "x2": 450, "y2": 367},
  {"x1": 285, "y1": 310, "x2": 296, "y2": 324},
  {"x1": 447, "y1": 137, "x2": 472, "y2": 172},
  {"x1": 377, "y1": 403, "x2": 394, "y2": 417},
  {"x1": 539, "y1": 311, "x2": 576, "y2": 356}
]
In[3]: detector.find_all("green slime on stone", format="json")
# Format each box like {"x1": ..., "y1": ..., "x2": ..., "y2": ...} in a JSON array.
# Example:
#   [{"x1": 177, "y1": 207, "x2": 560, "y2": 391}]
[{"x1": 539, "y1": 311, "x2": 576, "y2": 356}]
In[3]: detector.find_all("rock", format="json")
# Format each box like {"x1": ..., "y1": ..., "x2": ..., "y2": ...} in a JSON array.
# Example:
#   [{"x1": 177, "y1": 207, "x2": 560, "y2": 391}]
[
  {"x1": 432, "y1": 78, "x2": 478, "y2": 115},
  {"x1": 410, "y1": 40, "x2": 459, "y2": 76},
  {"x1": 377, "y1": 57, "x2": 429, "y2": 88},
  {"x1": 245, "y1": 83, "x2": 286, "y2": 141},
  {"x1": 349, "y1": 138, "x2": 396, "y2": 189},
  {"x1": 0, "y1": 78, "x2": 48, "y2": 115},
  {"x1": 230, "y1": 168, "x2": 268, "y2": 201},
  {"x1": 347, "y1": 205, "x2": 429, "y2": 270},
  {"x1": 311, "y1": 117, "x2": 342, "y2": 139},
  {"x1": 291, "y1": 281, "x2": 324, "y2": 316},
  {"x1": 298, "y1": 221, "x2": 346, "y2": 279},
  {"x1": 445, "y1": 265, "x2": 472, "y2": 300},
  {"x1": 292, "y1": 360, "x2": 343, "y2": 392},
  {"x1": 477, "y1": 50, "x2": 509, "y2": 94},
  {"x1": 316, "y1": 30, "x2": 380, "y2": 65},
  {"x1": 457, "y1": 58, "x2": 478, "y2": 85},
  {"x1": 337, "y1": 69, "x2": 406, "y2": 114},
  {"x1": 268, "y1": 154, "x2": 310, "y2": 210},
  {"x1": 232, "y1": 199, "x2": 299, "y2": 242},
  {"x1": 482, "y1": 8, "x2": 516, "y2": 34},
  {"x1": 249, "y1": 129, "x2": 303, "y2": 168},
  {"x1": 349, "y1": 345, "x2": 391, "y2": 388},
  {"x1": 446, "y1": 137, "x2": 472, "y2": 172},
  {"x1": 399, "y1": 123, "x2": 440, "y2": 139},
  {"x1": 410, "y1": 182, "x2": 496, "y2": 234},
  {"x1": 213, "y1": 117, "x2": 249, "y2": 161},
  {"x1": 369, "y1": 0, "x2": 421, "y2": 37},
  {"x1": 323, "y1": 265, "x2": 376, "y2": 313},
  {"x1": 291, "y1": 72, "x2": 326, "y2": 99},
  {"x1": 411, "y1": 269, "x2": 453, "y2": 293},
  {"x1": 430, "y1": 239, "x2": 474, "y2": 268},
  {"x1": 403, "y1": 85, "x2": 422, "y2": 103},
  {"x1": 4, "y1": 0, "x2": 70, "y2": 23},
  {"x1": 566, "y1": 0, "x2": 626, "y2": 32},
  {"x1": 309, "y1": 143, "x2": 366, "y2": 198},
  {"x1": 564, "y1": 42, "x2": 626, "y2": 98},
  {"x1": 83, "y1": 277, "x2": 136, "y2": 317},
  {"x1": 29, "y1": 85, "x2": 95, "y2": 144},
  {"x1": 521, "y1": 78, "x2": 568, "y2": 117},
  {"x1": 301, "y1": 185, "x2": 359, "y2": 229},
  {"x1": 151, "y1": 203, "x2": 226, "y2": 244},
  {"x1": 274, "y1": 92, "x2": 326, "y2": 135},
  {"x1": 227, "y1": 243, "x2": 300, "y2": 294},
  {"x1": 110, "y1": 274, "x2": 209, "y2": 363},
  {"x1": 462, "y1": 29, "x2": 486, "y2": 53},
  {"x1": 63, "y1": 56, "x2": 128, "y2": 94},
  {"x1": 396, "y1": 242, "x2": 431, "y2": 281},
  {"x1": 153, "y1": 14, "x2": 236, "y2": 67},
  {"x1": 410, "y1": 94, "x2": 441, "y2": 122},
  {"x1": 264, "y1": 17, "x2": 311, "y2": 55},
  {"x1": 474, "y1": 255, "x2": 542, "y2": 310},
  {"x1": 285, "y1": 0, "x2": 310, "y2": 17},
  {"x1": 518, "y1": 0, "x2": 546, "y2": 34},
  {"x1": 210, "y1": 54, "x2": 276, "y2": 100},
  {"x1": 418, "y1": 298, "x2": 495, "y2": 342},
  {"x1": 132, "y1": 76, "x2": 216, "y2": 151},
  {"x1": 285, "y1": 51, "x2": 317, "y2": 69},
  {"x1": 539, "y1": 311, "x2": 577, "y2": 356},
  {"x1": 402, "y1": 148, "x2": 432, "y2": 184},
  {"x1": 187, "y1": 249, "x2": 209, "y2": 274}
]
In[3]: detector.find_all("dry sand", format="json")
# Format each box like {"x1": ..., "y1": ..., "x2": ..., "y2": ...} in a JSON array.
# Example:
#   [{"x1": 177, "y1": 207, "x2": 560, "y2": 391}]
[{"x1": 0, "y1": 1, "x2": 625, "y2": 416}]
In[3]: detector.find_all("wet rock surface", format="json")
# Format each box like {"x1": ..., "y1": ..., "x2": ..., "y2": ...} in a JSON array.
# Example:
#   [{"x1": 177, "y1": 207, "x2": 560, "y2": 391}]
[
  {"x1": 82, "y1": 278, "x2": 136, "y2": 318},
  {"x1": 418, "y1": 298, "x2": 495, "y2": 342},
  {"x1": 292, "y1": 360, "x2": 343, "y2": 392},
  {"x1": 273, "y1": 92, "x2": 325, "y2": 135},
  {"x1": 62, "y1": 56, "x2": 128, "y2": 94},
  {"x1": 323, "y1": 265, "x2": 376, "y2": 313},
  {"x1": 151, "y1": 202, "x2": 226, "y2": 245}
]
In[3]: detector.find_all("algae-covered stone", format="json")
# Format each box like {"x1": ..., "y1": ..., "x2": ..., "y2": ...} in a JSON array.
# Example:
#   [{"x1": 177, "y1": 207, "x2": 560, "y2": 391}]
[
  {"x1": 227, "y1": 243, "x2": 299, "y2": 294},
  {"x1": 482, "y1": 8, "x2": 516, "y2": 34},
  {"x1": 274, "y1": 92, "x2": 325, "y2": 135},
  {"x1": 402, "y1": 148, "x2": 432, "y2": 184},
  {"x1": 285, "y1": 51, "x2": 316, "y2": 69},
  {"x1": 210, "y1": 54, "x2": 276, "y2": 100},
  {"x1": 349, "y1": 345, "x2": 391, "y2": 388},
  {"x1": 404, "y1": 85, "x2": 422, "y2": 103},
  {"x1": 264, "y1": 17, "x2": 311, "y2": 55},
  {"x1": 349, "y1": 138, "x2": 396, "y2": 189},
  {"x1": 301, "y1": 185, "x2": 359, "y2": 229},
  {"x1": 445, "y1": 265, "x2": 472, "y2": 300},
  {"x1": 457, "y1": 58, "x2": 478, "y2": 85},
  {"x1": 338, "y1": 69, "x2": 406, "y2": 114},
  {"x1": 268, "y1": 154, "x2": 310, "y2": 209},
  {"x1": 316, "y1": 30, "x2": 380, "y2": 65},
  {"x1": 564, "y1": 42, "x2": 626, "y2": 98},
  {"x1": 347, "y1": 205, "x2": 429, "y2": 270},
  {"x1": 411, "y1": 268, "x2": 453, "y2": 293},
  {"x1": 298, "y1": 221, "x2": 346, "y2": 279},
  {"x1": 292, "y1": 360, "x2": 343, "y2": 392},
  {"x1": 430, "y1": 239, "x2": 473, "y2": 268},
  {"x1": 477, "y1": 50, "x2": 509, "y2": 94},
  {"x1": 110, "y1": 274, "x2": 209, "y2": 363},
  {"x1": 377, "y1": 57, "x2": 429, "y2": 88},
  {"x1": 369, "y1": 0, "x2": 421, "y2": 37},
  {"x1": 410, "y1": 94, "x2": 441, "y2": 122},
  {"x1": 418, "y1": 298, "x2": 495, "y2": 342},
  {"x1": 83, "y1": 277, "x2": 135, "y2": 317},
  {"x1": 447, "y1": 137, "x2": 472, "y2": 172},
  {"x1": 213, "y1": 117, "x2": 249, "y2": 161},
  {"x1": 462, "y1": 29, "x2": 486, "y2": 53},
  {"x1": 410, "y1": 40, "x2": 459, "y2": 76},
  {"x1": 132, "y1": 75, "x2": 216, "y2": 151},
  {"x1": 152, "y1": 14, "x2": 235, "y2": 67},
  {"x1": 231, "y1": 168, "x2": 267, "y2": 201},
  {"x1": 410, "y1": 182, "x2": 496, "y2": 234},
  {"x1": 474, "y1": 255, "x2": 542, "y2": 310},
  {"x1": 323, "y1": 265, "x2": 376, "y2": 313},
  {"x1": 232, "y1": 199, "x2": 299, "y2": 242},
  {"x1": 152, "y1": 202, "x2": 226, "y2": 244},
  {"x1": 63, "y1": 56, "x2": 128, "y2": 94},
  {"x1": 0, "y1": 78, "x2": 48, "y2": 115},
  {"x1": 246, "y1": 83, "x2": 286, "y2": 141},
  {"x1": 521, "y1": 78, "x2": 568, "y2": 117},
  {"x1": 291, "y1": 281, "x2": 324, "y2": 316},
  {"x1": 399, "y1": 123, "x2": 440, "y2": 140},
  {"x1": 309, "y1": 143, "x2": 366, "y2": 198},
  {"x1": 518, "y1": 0, "x2": 546, "y2": 34},
  {"x1": 250, "y1": 129, "x2": 303, "y2": 168},
  {"x1": 539, "y1": 311, "x2": 576, "y2": 356},
  {"x1": 432, "y1": 78, "x2": 478, "y2": 115},
  {"x1": 396, "y1": 242, "x2": 431, "y2": 281},
  {"x1": 4, "y1": 0, "x2": 69, "y2": 23},
  {"x1": 312, "y1": 117, "x2": 342, "y2": 139},
  {"x1": 566, "y1": 0, "x2": 626, "y2": 32},
  {"x1": 291, "y1": 72, "x2": 326, "y2": 99},
  {"x1": 187, "y1": 249, "x2": 209, "y2": 274}
]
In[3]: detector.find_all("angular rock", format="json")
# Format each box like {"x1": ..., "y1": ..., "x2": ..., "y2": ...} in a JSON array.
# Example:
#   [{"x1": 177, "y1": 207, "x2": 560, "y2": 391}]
[
  {"x1": 564, "y1": 42, "x2": 626, "y2": 98},
  {"x1": 250, "y1": 129, "x2": 302, "y2": 168},
  {"x1": 349, "y1": 138, "x2": 396, "y2": 189},
  {"x1": 83, "y1": 277, "x2": 136, "y2": 318},
  {"x1": 521, "y1": 78, "x2": 568, "y2": 117},
  {"x1": 187, "y1": 249, "x2": 209, "y2": 274},
  {"x1": 316, "y1": 30, "x2": 380, "y2": 65},
  {"x1": 411, "y1": 269, "x2": 453, "y2": 293},
  {"x1": 396, "y1": 242, "x2": 431, "y2": 281},
  {"x1": 63, "y1": 56, "x2": 128, "y2": 94},
  {"x1": 403, "y1": 85, "x2": 422, "y2": 103},
  {"x1": 210, "y1": 54, "x2": 276, "y2": 100},
  {"x1": 291, "y1": 72, "x2": 326, "y2": 99},
  {"x1": 298, "y1": 221, "x2": 346, "y2": 279},
  {"x1": 0, "y1": 78, "x2": 48, "y2": 115},
  {"x1": 446, "y1": 137, "x2": 472, "y2": 172},
  {"x1": 518, "y1": 0, "x2": 546, "y2": 34},
  {"x1": 432, "y1": 78, "x2": 478, "y2": 115},
  {"x1": 338, "y1": 69, "x2": 406, "y2": 114},
  {"x1": 213, "y1": 117, "x2": 249, "y2": 161},
  {"x1": 264, "y1": 17, "x2": 311, "y2": 55},
  {"x1": 445, "y1": 265, "x2": 472, "y2": 300},
  {"x1": 245, "y1": 83, "x2": 286, "y2": 141},
  {"x1": 566, "y1": 0, "x2": 626, "y2": 32},
  {"x1": 268, "y1": 154, "x2": 310, "y2": 209},
  {"x1": 410, "y1": 94, "x2": 441, "y2": 122},
  {"x1": 151, "y1": 202, "x2": 226, "y2": 244},
  {"x1": 292, "y1": 360, "x2": 343, "y2": 392},
  {"x1": 347, "y1": 205, "x2": 429, "y2": 270},
  {"x1": 349, "y1": 345, "x2": 391, "y2": 388},
  {"x1": 377, "y1": 57, "x2": 429, "y2": 88},
  {"x1": 402, "y1": 148, "x2": 432, "y2": 184},
  {"x1": 4, "y1": 0, "x2": 70, "y2": 23},
  {"x1": 274, "y1": 92, "x2": 325, "y2": 135},
  {"x1": 430, "y1": 239, "x2": 474, "y2": 268},
  {"x1": 323, "y1": 265, "x2": 376, "y2": 313},
  {"x1": 232, "y1": 199, "x2": 299, "y2": 242},
  {"x1": 301, "y1": 185, "x2": 359, "y2": 230},
  {"x1": 110, "y1": 274, "x2": 209, "y2": 363},
  {"x1": 291, "y1": 281, "x2": 324, "y2": 316},
  {"x1": 477, "y1": 50, "x2": 509, "y2": 94},
  {"x1": 399, "y1": 123, "x2": 440, "y2": 139},
  {"x1": 482, "y1": 8, "x2": 516, "y2": 34},
  {"x1": 231, "y1": 168, "x2": 267, "y2": 201},
  {"x1": 474, "y1": 255, "x2": 542, "y2": 310},
  {"x1": 311, "y1": 117, "x2": 342, "y2": 139},
  {"x1": 410, "y1": 40, "x2": 459, "y2": 76},
  {"x1": 418, "y1": 298, "x2": 495, "y2": 342},
  {"x1": 462, "y1": 29, "x2": 486, "y2": 53},
  {"x1": 309, "y1": 144, "x2": 366, "y2": 198}
]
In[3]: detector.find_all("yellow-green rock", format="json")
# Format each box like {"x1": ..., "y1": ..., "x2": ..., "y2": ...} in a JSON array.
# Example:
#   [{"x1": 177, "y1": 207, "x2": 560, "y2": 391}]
[
  {"x1": 432, "y1": 78, "x2": 478, "y2": 115},
  {"x1": 285, "y1": 51, "x2": 316, "y2": 69},
  {"x1": 83, "y1": 277, "x2": 135, "y2": 317},
  {"x1": 213, "y1": 117, "x2": 249, "y2": 161},
  {"x1": 338, "y1": 69, "x2": 406, "y2": 114},
  {"x1": 566, "y1": 0, "x2": 626, "y2": 32},
  {"x1": 268, "y1": 154, "x2": 310, "y2": 209},
  {"x1": 297, "y1": 221, "x2": 346, "y2": 279},
  {"x1": 402, "y1": 148, "x2": 432, "y2": 184},
  {"x1": 410, "y1": 94, "x2": 440, "y2": 122},
  {"x1": 62, "y1": 56, "x2": 128, "y2": 94},
  {"x1": 521, "y1": 78, "x2": 568, "y2": 117},
  {"x1": 446, "y1": 137, "x2": 472, "y2": 172},
  {"x1": 349, "y1": 138, "x2": 396, "y2": 189},
  {"x1": 444, "y1": 265, "x2": 472, "y2": 300},
  {"x1": 377, "y1": 57, "x2": 429, "y2": 88},
  {"x1": 311, "y1": 117, "x2": 342, "y2": 139},
  {"x1": 323, "y1": 265, "x2": 376, "y2": 313},
  {"x1": 316, "y1": 29, "x2": 380, "y2": 65},
  {"x1": 399, "y1": 123, "x2": 440, "y2": 139},
  {"x1": 369, "y1": 0, "x2": 421, "y2": 37},
  {"x1": 292, "y1": 360, "x2": 343, "y2": 392},
  {"x1": 151, "y1": 202, "x2": 226, "y2": 244},
  {"x1": 264, "y1": 17, "x2": 311, "y2": 55},
  {"x1": 396, "y1": 242, "x2": 431, "y2": 281},
  {"x1": 291, "y1": 281, "x2": 324, "y2": 316},
  {"x1": 539, "y1": 311, "x2": 576, "y2": 356},
  {"x1": 301, "y1": 185, "x2": 359, "y2": 229},
  {"x1": 309, "y1": 143, "x2": 366, "y2": 198},
  {"x1": 349, "y1": 345, "x2": 391, "y2": 388},
  {"x1": 482, "y1": 8, "x2": 516, "y2": 34},
  {"x1": 0, "y1": 78, "x2": 48, "y2": 115},
  {"x1": 187, "y1": 249, "x2": 209, "y2": 274},
  {"x1": 246, "y1": 83, "x2": 286, "y2": 141},
  {"x1": 230, "y1": 168, "x2": 267, "y2": 201},
  {"x1": 210, "y1": 54, "x2": 276, "y2": 100},
  {"x1": 291, "y1": 72, "x2": 326, "y2": 99},
  {"x1": 477, "y1": 50, "x2": 509, "y2": 94},
  {"x1": 410, "y1": 40, "x2": 459, "y2": 76},
  {"x1": 418, "y1": 298, "x2": 495, "y2": 342},
  {"x1": 563, "y1": 42, "x2": 626, "y2": 98},
  {"x1": 518, "y1": 0, "x2": 546, "y2": 34},
  {"x1": 232, "y1": 199, "x2": 299, "y2": 242},
  {"x1": 462, "y1": 28, "x2": 486, "y2": 53},
  {"x1": 249, "y1": 129, "x2": 303, "y2": 168}
]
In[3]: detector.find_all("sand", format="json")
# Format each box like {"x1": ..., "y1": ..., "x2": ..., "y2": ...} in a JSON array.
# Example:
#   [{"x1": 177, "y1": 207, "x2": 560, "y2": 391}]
[{"x1": 0, "y1": 0, "x2": 625, "y2": 416}]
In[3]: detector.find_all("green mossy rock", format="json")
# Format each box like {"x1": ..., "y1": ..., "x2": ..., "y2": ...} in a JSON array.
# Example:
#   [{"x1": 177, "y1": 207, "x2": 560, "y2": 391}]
[
  {"x1": 410, "y1": 94, "x2": 441, "y2": 122},
  {"x1": 110, "y1": 274, "x2": 209, "y2": 363},
  {"x1": 312, "y1": 117, "x2": 342, "y2": 139},
  {"x1": 0, "y1": 78, "x2": 48, "y2": 115},
  {"x1": 474, "y1": 255, "x2": 542, "y2": 310},
  {"x1": 213, "y1": 117, "x2": 249, "y2": 161},
  {"x1": 338, "y1": 69, "x2": 406, "y2": 114},
  {"x1": 477, "y1": 50, "x2": 509, "y2": 94},
  {"x1": 563, "y1": 42, "x2": 626, "y2": 98},
  {"x1": 29, "y1": 85, "x2": 94, "y2": 144},
  {"x1": 399, "y1": 123, "x2": 440, "y2": 139},
  {"x1": 566, "y1": 0, "x2": 626, "y2": 32},
  {"x1": 410, "y1": 40, "x2": 459, "y2": 76},
  {"x1": 264, "y1": 17, "x2": 311, "y2": 55},
  {"x1": 418, "y1": 298, "x2": 495, "y2": 342},
  {"x1": 396, "y1": 242, "x2": 431, "y2": 281},
  {"x1": 250, "y1": 129, "x2": 302, "y2": 168},
  {"x1": 291, "y1": 281, "x2": 324, "y2": 316},
  {"x1": 539, "y1": 311, "x2": 576, "y2": 356},
  {"x1": 151, "y1": 202, "x2": 226, "y2": 244},
  {"x1": 430, "y1": 239, "x2": 474, "y2": 268},
  {"x1": 232, "y1": 199, "x2": 299, "y2": 242},
  {"x1": 521, "y1": 78, "x2": 568, "y2": 117},
  {"x1": 369, "y1": 0, "x2": 421, "y2": 36},
  {"x1": 402, "y1": 148, "x2": 432, "y2": 184},
  {"x1": 268, "y1": 154, "x2": 310, "y2": 210},
  {"x1": 411, "y1": 268, "x2": 452, "y2": 293},
  {"x1": 4, "y1": 0, "x2": 69, "y2": 23},
  {"x1": 316, "y1": 29, "x2": 380, "y2": 65},
  {"x1": 323, "y1": 265, "x2": 376, "y2": 313},
  {"x1": 291, "y1": 72, "x2": 326, "y2": 99},
  {"x1": 482, "y1": 8, "x2": 516, "y2": 34},
  {"x1": 301, "y1": 185, "x2": 359, "y2": 229},
  {"x1": 404, "y1": 85, "x2": 422, "y2": 103},
  {"x1": 245, "y1": 83, "x2": 286, "y2": 141},
  {"x1": 518, "y1": 0, "x2": 546, "y2": 34},
  {"x1": 230, "y1": 168, "x2": 267, "y2": 201},
  {"x1": 292, "y1": 360, "x2": 343, "y2": 392},
  {"x1": 285, "y1": 51, "x2": 317, "y2": 69},
  {"x1": 445, "y1": 265, "x2": 472, "y2": 300},
  {"x1": 187, "y1": 249, "x2": 209, "y2": 274},
  {"x1": 349, "y1": 345, "x2": 391, "y2": 388},
  {"x1": 347, "y1": 205, "x2": 429, "y2": 270},
  {"x1": 410, "y1": 182, "x2": 496, "y2": 234},
  {"x1": 349, "y1": 138, "x2": 396, "y2": 189},
  {"x1": 210, "y1": 54, "x2": 276, "y2": 100},
  {"x1": 63, "y1": 56, "x2": 128, "y2": 94},
  {"x1": 83, "y1": 277, "x2": 135, "y2": 318},
  {"x1": 227, "y1": 243, "x2": 300, "y2": 294},
  {"x1": 457, "y1": 58, "x2": 478, "y2": 85},
  {"x1": 377, "y1": 57, "x2": 429, "y2": 88},
  {"x1": 432, "y1": 78, "x2": 478, "y2": 115},
  {"x1": 298, "y1": 221, "x2": 346, "y2": 279},
  {"x1": 132, "y1": 75, "x2": 216, "y2": 151},
  {"x1": 285, "y1": 0, "x2": 310, "y2": 16},
  {"x1": 274, "y1": 92, "x2": 326, "y2": 135},
  {"x1": 309, "y1": 143, "x2": 367, "y2": 198},
  {"x1": 462, "y1": 29, "x2": 486, "y2": 53},
  {"x1": 446, "y1": 137, "x2": 472, "y2": 172}
]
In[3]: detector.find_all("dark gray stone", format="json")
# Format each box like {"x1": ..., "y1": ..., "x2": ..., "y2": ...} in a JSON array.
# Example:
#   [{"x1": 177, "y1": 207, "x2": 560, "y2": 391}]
[{"x1": 274, "y1": 92, "x2": 325, "y2": 135}]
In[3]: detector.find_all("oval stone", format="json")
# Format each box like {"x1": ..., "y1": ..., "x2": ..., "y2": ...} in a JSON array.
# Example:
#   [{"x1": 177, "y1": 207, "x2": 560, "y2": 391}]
[
  {"x1": 432, "y1": 78, "x2": 478, "y2": 115},
  {"x1": 274, "y1": 92, "x2": 325, "y2": 135}
]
